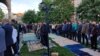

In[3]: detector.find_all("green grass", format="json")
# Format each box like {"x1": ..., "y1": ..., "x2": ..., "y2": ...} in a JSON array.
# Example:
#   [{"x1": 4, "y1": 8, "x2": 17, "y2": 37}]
[
  {"x1": 50, "y1": 38, "x2": 75, "y2": 56},
  {"x1": 20, "y1": 38, "x2": 75, "y2": 56},
  {"x1": 51, "y1": 46, "x2": 75, "y2": 56}
]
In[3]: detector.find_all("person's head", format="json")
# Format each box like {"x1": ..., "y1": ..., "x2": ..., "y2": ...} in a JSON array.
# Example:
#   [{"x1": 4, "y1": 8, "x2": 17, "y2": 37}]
[
  {"x1": 64, "y1": 20, "x2": 67, "y2": 24},
  {"x1": 78, "y1": 20, "x2": 82, "y2": 24},
  {"x1": 11, "y1": 19, "x2": 17, "y2": 24},
  {"x1": 89, "y1": 20, "x2": 91, "y2": 24},
  {"x1": 82, "y1": 19, "x2": 88, "y2": 23},
  {"x1": 92, "y1": 21, "x2": 96, "y2": 25},
  {"x1": 10, "y1": 19, "x2": 17, "y2": 28}
]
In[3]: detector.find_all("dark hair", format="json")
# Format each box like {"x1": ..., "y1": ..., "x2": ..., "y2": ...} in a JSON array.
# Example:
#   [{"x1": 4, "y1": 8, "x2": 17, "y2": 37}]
[{"x1": 11, "y1": 19, "x2": 17, "y2": 24}]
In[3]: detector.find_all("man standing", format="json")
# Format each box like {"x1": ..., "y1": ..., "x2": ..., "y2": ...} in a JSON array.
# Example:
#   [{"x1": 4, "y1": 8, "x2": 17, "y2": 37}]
[
  {"x1": 2, "y1": 19, "x2": 13, "y2": 56},
  {"x1": 40, "y1": 22, "x2": 50, "y2": 56},
  {"x1": 62, "y1": 21, "x2": 68, "y2": 37},
  {"x1": 91, "y1": 21, "x2": 98, "y2": 50},
  {"x1": 0, "y1": 21, "x2": 6, "y2": 56},
  {"x1": 71, "y1": 21, "x2": 78, "y2": 41},
  {"x1": 40, "y1": 22, "x2": 49, "y2": 47},
  {"x1": 81, "y1": 20, "x2": 89, "y2": 45},
  {"x1": 77, "y1": 20, "x2": 82, "y2": 43}
]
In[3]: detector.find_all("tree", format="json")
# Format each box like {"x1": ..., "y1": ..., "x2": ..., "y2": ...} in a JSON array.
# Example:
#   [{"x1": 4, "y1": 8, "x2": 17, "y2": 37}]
[
  {"x1": 22, "y1": 10, "x2": 36, "y2": 23},
  {"x1": 40, "y1": 0, "x2": 74, "y2": 23},
  {"x1": 43, "y1": 0, "x2": 53, "y2": 4},
  {"x1": 77, "y1": 0, "x2": 100, "y2": 21},
  {"x1": 35, "y1": 11, "x2": 45, "y2": 22},
  {"x1": 0, "y1": 8, "x2": 4, "y2": 20}
]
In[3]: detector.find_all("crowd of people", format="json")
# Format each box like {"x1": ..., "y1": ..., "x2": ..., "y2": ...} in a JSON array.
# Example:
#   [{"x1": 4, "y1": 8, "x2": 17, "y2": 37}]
[
  {"x1": 50, "y1": 20, "x2": 100, "y2": 51},
  {"x1": 0, "y1": 18, "x2": 100, "y2": 56},
  {"x1": 0, "y1": 19, "x2": 49, "y2": 56},
  {"x1": 0, "y1": 19, "x2": 22, "y2": 56},
  {"x1": 29, "y1": 19, "x2": 100, "y2": 52}
]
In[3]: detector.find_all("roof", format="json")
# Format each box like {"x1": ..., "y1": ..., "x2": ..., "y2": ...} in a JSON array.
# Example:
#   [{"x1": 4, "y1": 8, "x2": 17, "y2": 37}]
[
  {"x1": 16, "y1": 13, "x2": 24, "y2": 16},
  {"x1": 0, "y1": 0, "x2": 7, "y2": 6},
  {"x1": 13, "y1": 13, "x2": 24, "y2": 17}
]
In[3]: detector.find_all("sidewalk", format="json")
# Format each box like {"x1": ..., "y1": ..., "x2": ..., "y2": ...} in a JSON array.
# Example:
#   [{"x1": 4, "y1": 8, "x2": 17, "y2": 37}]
[
  {"x1": 22, "y1": 33, "x2": 55, "y2": 52},
  {"x1": 49, "y1": 34, "x2": 100, "y2": 56}
]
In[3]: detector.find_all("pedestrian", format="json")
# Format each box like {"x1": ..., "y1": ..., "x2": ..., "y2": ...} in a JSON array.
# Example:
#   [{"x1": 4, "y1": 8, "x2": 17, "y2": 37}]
[
  {"x1": 67, "y1": 21, "x2": 72, "y2": 39},
  {"x1": 40, "y1": 22, "x2": 49, "y2": 47},
  {"x1": 52, "y1": 24, "x2": 56, "y2": 33},
  {"x1": 36, "y1": 23, "x2": 41, "y2": 39},
  {"x1": 62, "y1": 20, "x2": 68, "y2": 37},
  {"x1": 2, "y1": 19, "x2": 13, "y2": 56},
  {"x1": 0, "y1": 20, "x2": 6, "y2": 56},
  {"x1": 12, "y1": 26, "x2": 18, "y2": 56},
  {"x1": 77, "y1": 20, "x2": 82, "y2": 43},
  {"x1": 11, "y1": 19, "x2": 19, "y2": 55},
  {"x1": 91, "y1": 21, "x2": 98, "y2": 50},
  {"x1": 22, "y1": 24, "x2": 27, "y2": 33},
  {"x1": 33, "y1": 23, "x2": 37, "y2": 34},
  {"x1": 71, "y1": 21, "x2": 78, "y2": 41},
  {"x1": 56, "y1": 24, "x2": 62, "y2": 35},
  {"x1": 81, "y1": 20, "x2": 89, "y2": 45}
]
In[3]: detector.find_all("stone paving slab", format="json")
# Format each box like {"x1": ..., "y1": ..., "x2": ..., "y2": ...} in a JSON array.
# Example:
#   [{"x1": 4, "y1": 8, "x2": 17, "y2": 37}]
[
  {"x1": 49, "y1": 33, "x2": 100, "y2": 56},
  {"x1": 27, "y1": 40, "x2": 56, "y2": 52},
  {"x1": 22, "y1": 33, "x2": 56, "y2": 52},
  {"x1": 27, "y1": 41, "x2": 42, "y2": 52},
  {"x1": 23, "y1": 33, "x2": 38, "y2": 42},
  {"x1": 49, "y1": 34, "x2": 79, "y2": 46},
  {"x1": 80, "y1": 48, "x2": 100, "y2": 56}
]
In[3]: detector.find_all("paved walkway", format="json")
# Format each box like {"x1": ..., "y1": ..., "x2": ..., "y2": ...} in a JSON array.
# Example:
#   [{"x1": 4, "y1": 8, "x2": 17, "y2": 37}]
[
  {"x1": 22, "y1": 33, "x2": 55, "y2": 52},
  {"x1": 49, "y1": 34, "x2": 100, "y2": 56},
  {"x1": 22, "y1": 33, "x2": 42, "y2": 52}
]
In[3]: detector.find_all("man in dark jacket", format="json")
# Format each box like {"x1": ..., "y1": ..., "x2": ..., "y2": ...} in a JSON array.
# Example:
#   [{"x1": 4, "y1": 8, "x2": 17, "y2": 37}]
[
  {"x1": 91, "y1": 21, "x2": 98, "y2": 50},
  {"x1": 62, "y1": 21, "x2": 68, "y2": 37},
  {"x1": 2, "y1": 19, "x2": 13, "y2": 56},
  {"x1": 40, "y1": 22, "x2": 49, "y2": 47},
  {"x1": 0, "y1": 22, "x2": 6, "y2": 56},
  {"x1": 67, "y1": 21, "x2": 72, "y2": 39},
  {"x1": 77, "y1": 21, "x2": 82, "y2": 43}
]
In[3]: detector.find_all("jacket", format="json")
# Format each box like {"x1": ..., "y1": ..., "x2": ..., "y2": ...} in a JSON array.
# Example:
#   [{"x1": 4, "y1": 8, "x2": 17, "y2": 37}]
[
  {"x1": 2, "y1": 23, "x2": 13, "y2": 47},
  {"x1": 0, "y1": 26, "x2": 6, "y2": 52}
]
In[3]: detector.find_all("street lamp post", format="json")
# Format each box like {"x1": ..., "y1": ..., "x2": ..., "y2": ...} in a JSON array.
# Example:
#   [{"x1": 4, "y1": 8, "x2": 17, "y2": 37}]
[
  {"x1": 40, "y1": 2, "x2": 51, "y2": 56},
  {"x1": 40, "y1": 2, "x2": 48, "y2": 23},
  {"x1": 40, "y1": 2, "x2": 54, "y2": 23},
  {"x1": 40, "y1": 1, "x2": 55, "y2": 56}
]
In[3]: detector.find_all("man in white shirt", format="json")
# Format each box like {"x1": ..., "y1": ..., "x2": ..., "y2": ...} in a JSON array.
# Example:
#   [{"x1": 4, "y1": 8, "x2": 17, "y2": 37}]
[
  {"x1": 12, "y1": 26, "x2": 18, "y2": 44},
  {"x1": 12, "y1": 26, "x2": 18, "y2": 55}
]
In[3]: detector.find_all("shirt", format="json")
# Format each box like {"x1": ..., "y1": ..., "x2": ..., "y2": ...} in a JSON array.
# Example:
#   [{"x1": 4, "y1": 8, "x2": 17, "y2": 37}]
[{"x1": 12, "y1": 27, "x2": 18, "y2": 43}]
